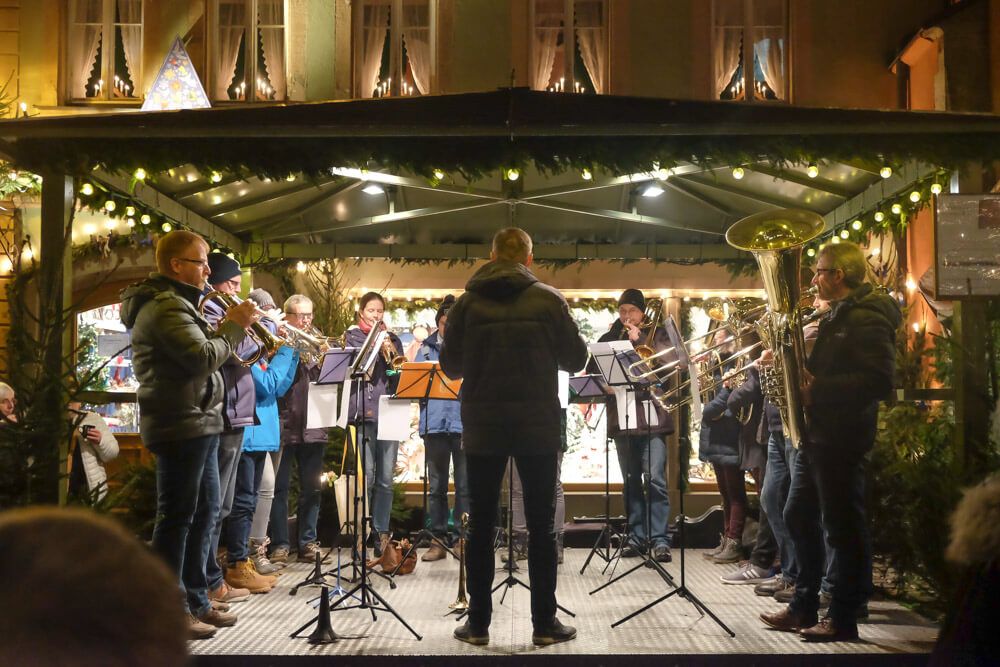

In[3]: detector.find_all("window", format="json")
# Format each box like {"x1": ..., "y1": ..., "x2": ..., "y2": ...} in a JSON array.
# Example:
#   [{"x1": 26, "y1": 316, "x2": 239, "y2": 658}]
[
  {"x1": 712, "y1": 0, "x2": 788, "y2": 102},
  {"x1": 77, "y1": 304, "x2": 139, "y2": 433},
  {"x1": 210, "y1": 0, "x2": 286, "y2": 102},
  {"x1": 354, "y1": 0, "x2": 436, "y2": 99},
  {"x1": 67, "y1": 0, "x2": 142, "y2": 102},
  {"x1": 530, "y1": 0, "x2": 608, "y2": 94}
]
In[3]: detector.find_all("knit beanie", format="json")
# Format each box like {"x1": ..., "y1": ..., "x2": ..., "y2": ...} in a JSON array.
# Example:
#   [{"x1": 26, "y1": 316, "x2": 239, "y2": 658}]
[
  {"x1": 435, "y1": 294, "x2": 456, "y2": 326},
  {"x1": 207, "y1": 253, "x2": 241, "y2": 284},
  {"x1": 618, "y1": 288, "x2": 645, "y2": 311},
  {"x1": 247, "y1": 288, "x2": 276, "y2": 310}
]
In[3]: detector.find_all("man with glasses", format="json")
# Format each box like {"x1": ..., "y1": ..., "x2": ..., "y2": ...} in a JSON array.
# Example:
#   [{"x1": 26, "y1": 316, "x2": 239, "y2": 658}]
[
  {"x1": 268, "y1": 294, "x2": 329, "y2": 564},
  {"x1": 121, "y1": 230, "x2": 257, "y2": 639},
  {"x1": 760, "y1": 241, "x2": 900, "y2": 642},
  {"x1": 200, "y1": 253, "x2": 275, "y2": 598}
]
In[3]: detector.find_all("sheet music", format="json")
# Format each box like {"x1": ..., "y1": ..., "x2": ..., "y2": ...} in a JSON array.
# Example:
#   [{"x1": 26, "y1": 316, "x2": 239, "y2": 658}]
[
  {"x1": 588, "y1": 340, "x2": 635, "y2": 386},
  {"x1": 306, "y1": 382, "x2": 341, "y2": 429},
  {"x1": 377, "y1": 396, "x2": 411, "y2": 441},
  {"x1": 558, "y1": 370, "x2": 569, "y2": 409},
  {"x1": 642, "y1": 400, "x2": 659, "y2": 427},
  {"x1": 613, "y1": 386, "x2": 638, "y2": 427},
  {"x1": 337, "y1": 379, "x2": 352, "y2": 428}
]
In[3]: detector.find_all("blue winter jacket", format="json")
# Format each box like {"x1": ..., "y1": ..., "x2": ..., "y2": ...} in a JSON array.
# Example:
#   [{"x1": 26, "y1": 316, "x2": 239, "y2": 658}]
[
  {"x1": 416, "y1": 331, "x2": 463, "y2": 435},
  {"x1": 242, "y1": 346, "x2": 299, "y2": 453}
]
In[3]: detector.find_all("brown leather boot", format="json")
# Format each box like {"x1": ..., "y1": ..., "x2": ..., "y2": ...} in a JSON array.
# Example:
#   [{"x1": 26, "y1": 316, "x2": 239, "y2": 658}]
[{"x1": 760, "y1": 607, "x2": 818, "y2": 633}]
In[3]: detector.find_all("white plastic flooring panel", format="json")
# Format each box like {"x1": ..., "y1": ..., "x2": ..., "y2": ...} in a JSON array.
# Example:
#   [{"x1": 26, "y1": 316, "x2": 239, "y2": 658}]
[{"x1": 189, "y1": 548, "x2": 938, "y2": 660}]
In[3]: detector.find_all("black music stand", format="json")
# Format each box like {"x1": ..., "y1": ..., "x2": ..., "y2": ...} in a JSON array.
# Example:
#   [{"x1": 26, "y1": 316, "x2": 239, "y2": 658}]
[
  {"x1": 291, "y1": 340, "x2": 422, "y2": 641},
  {"x1": 573, "y1": 374, "x2": 624, "y2": 575},
  {"x1": 612, "y1": 405, "x2": 735, "y2": 636},
  {"x1": 387, "y1": 362, "x2": 463, "y2": 575},
  {"x1": 588, "y1": 342, "x2": 676, "y2": 596}
]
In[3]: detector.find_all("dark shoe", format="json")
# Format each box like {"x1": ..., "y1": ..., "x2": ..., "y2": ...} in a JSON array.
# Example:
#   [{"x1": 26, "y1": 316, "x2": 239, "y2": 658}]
[
  {"x1": 711, "y1": 537, "x2": 743, "y2": 564},
  {"x1": 652, "y1": 545, "x2": 672, "y2": 563},
  {"x1": 198, "y1": 607, "x2": 238, "y2": 628},
  {"x1": 800, "y1": 616, "x2": 859, "y2": 642},
  {"x1": 755, "y1": 577, "x2": 793, "y2": 597},
  {"x1": 760, "y1": 607, "x2": 818, "y2": 633},
  {"x1": 773, "y1": 586, "x2": 795, "y2": 604},
  {"x1": 620, "y1": 542, "x2": 645, "y2": 558},
  {"x1": 532, "y1": 618, "x2": 577, "y2": 646},
  {"x1": 855, "y1": 604, "x2": 869, "y2": 620},
  {"x1": 453, "y1": 621, "x2": 489, "y2": 646}
]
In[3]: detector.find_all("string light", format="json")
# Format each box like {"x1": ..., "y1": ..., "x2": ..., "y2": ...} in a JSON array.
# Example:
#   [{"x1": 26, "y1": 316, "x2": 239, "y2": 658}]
[
  {"x1": 879, "y1": 166, "x2": 893, "y2": 179},
  {"x1": 133, "y1": 168, "x2": 146, "y2": 181},
  {"x1": 909, "y1": 191, "x2": 921, "y2": 203},
  {"x1": 104, "y1": 200, "x2": 116, "y2": 212},
  {"x1": 125, "y1": 206, "x2": 135, "y2": 217},
  {"x1": 874, "y1": 211, "x2": 885, "y2": 223},
  {"x1": 851, "y1": 220, "x2": 862, "y2": 231},
  {"x1": 432, "y1": 169, "x2": 445, "y2": 180},
  {"x1": 80, "y1": 183, "x2": 94, "y2": 196},
  {"x1": 140, "y1": 214, "x2": 151, "y2": 225},
  {"x1": 732, "y1": 166, "x2": 745, "y2": 180},
  {"x1": 839, "y1": 229, "x2": 850, "y2": 239},
  {"x1": 581, "y1": 168, "x2": 593, "y2": 181},
  {"x1": 806, "y1": 163, "x2": 819, "y2": 179},
  {"x1": 831, "y1": 236, "x2": 841, "y2": 244},
  {"x1": 504, "y1": 168, "x2": 520, "y2": 181},
  {"x1": 806, "y1": 248, "x2": 816, "y2": 257},
  {"x1": 126, "y1": 218, "x2": 136, "y2": 228},
  {"x1": 210, "y1": 172, "x2": 223, "y2": 183},
  {"x1": 891, "y1": 203, "x2": 902, "y2": 215},
  {"x1": 161, "y1": 222, "x2": 172, "y2": 232},
  {"x1": 930, "y1": 183, "x2": 943, "y2": 195}
]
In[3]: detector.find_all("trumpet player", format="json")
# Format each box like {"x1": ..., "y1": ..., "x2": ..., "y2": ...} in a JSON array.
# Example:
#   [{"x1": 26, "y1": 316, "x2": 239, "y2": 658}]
[
  {"x1": 345, "y1": 292, "x2": 405, "y2": 558},
  {"x1": 120, "y1": 230, "x2": 258, "y2": 638},
  {"x1": 761, "y1": 241, "x2": 900, "y2": 642},
  {"x1": 597, "y1": 288, "x2": 675, "y2": 563}
]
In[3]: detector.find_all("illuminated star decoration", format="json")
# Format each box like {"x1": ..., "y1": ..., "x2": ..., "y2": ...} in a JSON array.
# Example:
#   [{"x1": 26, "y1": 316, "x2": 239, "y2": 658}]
[{"x1": 141, "y1": 36, "x2": 211, "y2": 111}]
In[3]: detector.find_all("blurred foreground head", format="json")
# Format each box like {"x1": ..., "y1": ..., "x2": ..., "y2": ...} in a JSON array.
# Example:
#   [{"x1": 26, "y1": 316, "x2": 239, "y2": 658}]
[{"x1": 0, "y1": 506, "x2": 187, "y2": 667}]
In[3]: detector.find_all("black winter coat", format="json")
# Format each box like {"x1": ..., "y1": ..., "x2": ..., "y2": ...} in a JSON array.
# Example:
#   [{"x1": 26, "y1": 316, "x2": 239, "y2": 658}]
[
  {"x1": 698, "y1": 384, "x2": 741, "y2": 467},
  {"x1": 440, "y1": 260, "x2": 588, "y2": 456},
  {"x1": 805, "y1": 283, "x2": 901, "y2": 452},
  {"x1": 278, "y1": 360, "x2": 329, "y2": 445}
]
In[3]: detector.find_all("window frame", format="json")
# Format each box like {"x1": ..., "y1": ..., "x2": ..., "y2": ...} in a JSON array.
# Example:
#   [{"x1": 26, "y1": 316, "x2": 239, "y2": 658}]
[
  {"x1": 65, "y1": 0, "x2": 144, "y2": 104},
  {"x1": 352, "y1": 0, "x2": 438, "y2": 99},
  {"x1": 208, "y1": 0, "x2": 289, "y2": 104},
  {"x1": 528, "y1": 0, "x2": 610, "y2": 94},
  {"x1": 710, "y1": 0, "x2": 790, "y2": 103}
]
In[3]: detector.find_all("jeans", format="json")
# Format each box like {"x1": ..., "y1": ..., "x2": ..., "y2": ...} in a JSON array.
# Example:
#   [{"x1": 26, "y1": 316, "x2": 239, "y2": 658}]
[
  {"x1": 760, "y1": 432, "x2": 798, "y2": 583},
  {"x1": 466, "y1": 452, "x2": 559, "y2": 630},
  {"x1": 270, "y1": 440, "x2": 325, "y2": 551},
  {"x1": 250, "y1": 450, "x2": 280, "y2": 541},
  {"x1": 511, "y1": 450, "x2": 564, "y2": 536},
  {"x1": 785, "y1": 444, "x2": 871, "y2": 624},
  {"x1": 149, "y1": 434, "x2": 221, "y2": 617},
  {"x1": 206, "y1": 429, "x2": 243, "y2": 590},
  {"x1": 225, "y1": 451, "x2": 267, "y2": 563},
  {"x1": 361, "y1": 422, "x2": 398, "y2": 536},
  {"x1": 424, "y1": 433, "x2": 470, "y2": 537},
  {"x1": 713, "y1": 463, "x2": 749, "y2": 541},
  {"x1": 615, "y1": 434, "x2": 670, "y2": 548}
]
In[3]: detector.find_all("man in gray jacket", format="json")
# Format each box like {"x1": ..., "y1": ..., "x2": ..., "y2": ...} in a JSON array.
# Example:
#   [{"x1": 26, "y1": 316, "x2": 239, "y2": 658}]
[
  {"x1": 441, "y1": 227, "x2": 587, "y2": 647},
  {"x1": 120, "y1": 230, "x2": 257, "y2": 639}
]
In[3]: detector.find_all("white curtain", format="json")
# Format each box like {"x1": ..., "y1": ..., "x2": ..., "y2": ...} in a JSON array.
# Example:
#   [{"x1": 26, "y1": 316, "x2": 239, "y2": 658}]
[
  {"x1": 752, "y1": 0, "x2": 786, "y2": 99},
  {"x1": 360, "y1": 2, "x2": 390, "y2": 98},
  {"x1": 713, "y1": 0, "x2": 743, "y2": 98},
  {"x1": 533, "y1": 0, "x2": 562, "y2": 91},
  {"x1": 70, "y1": 0, "x2": 103, "y2": 98},
  {"x1": 401, "y1": 2, "x2": 431, "y2": 94},
  {"x1": 116, "y1": 0, "x2": 141, "y2": 94},
  {"x1": 258, "y1": 0, "x2": 286, "y2": 99},
  {"x1": 575, "y1": 0, "x2": 606, "y2": 94},
  {"x1": 216, "y1": 0, "x2": 246, "y2": 99}
]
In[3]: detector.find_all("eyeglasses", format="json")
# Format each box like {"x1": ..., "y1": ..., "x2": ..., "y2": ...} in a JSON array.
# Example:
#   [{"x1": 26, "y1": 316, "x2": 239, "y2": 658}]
[
  {"x1": 286, "y1": 311, "x2": 314, "y2": 319},
  {"x1": 176, "y1": 257, "x2": 209, "y2": 268},
  {"x1": 813, "y1": 268, "x2": 838, "y2": 276}
]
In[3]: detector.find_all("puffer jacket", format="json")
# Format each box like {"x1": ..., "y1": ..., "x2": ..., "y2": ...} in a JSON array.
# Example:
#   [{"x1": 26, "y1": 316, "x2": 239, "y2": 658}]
[
  {"x1": 344, "y1": 324, "x2": 404, "y2": 424},
  {"x1": 597, "y1": 324, "x2": 675, "y2": 437},
  {"x1": 440, "y1": 260, "x2": 588, "y2": 456},
  {"x1": 416, "y1": 331, "x2": 462, "y2": 435},
  {"x1": 75, "y1": 411, "x2": 119, "y2": 499},
  {"x1": 201, "y1": 292, "x2": 260, "y2": 430},
  {"x1": 120, "y1": 273, "x2": 245, "y2": 446},
  {"x1": 805, "y1": 283, "x2": 901, "y2": 451},
  {"x1": 698, "y1": 383, "x2": 741, "y2": 467},
  {"x1": 243, "y1": 346, "x2": 299, "y2": 453}
]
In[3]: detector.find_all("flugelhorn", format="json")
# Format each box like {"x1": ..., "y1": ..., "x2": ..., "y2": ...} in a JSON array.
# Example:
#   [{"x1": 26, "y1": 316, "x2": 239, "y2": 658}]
[
  {"x1": 447, "y1": 513, "x2": 470, "y2": 614},
  {"x1": 199, "y1": 291, "x2": 284, "y2": 367},
  {"x1": 378, "y1": 322, "x2": 406, "y2": 374}
]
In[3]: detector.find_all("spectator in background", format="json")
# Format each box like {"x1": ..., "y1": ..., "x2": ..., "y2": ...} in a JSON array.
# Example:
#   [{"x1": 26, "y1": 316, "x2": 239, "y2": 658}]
[
  {"x1": 67, "y1": 400, "x2": 119, "y2": 502},
  {"x1": 0, "y1": 506, "x2": 188, "y2": 667},
  {"x1": 0, "y1": 382, "x2": 16, "y2": 423}
]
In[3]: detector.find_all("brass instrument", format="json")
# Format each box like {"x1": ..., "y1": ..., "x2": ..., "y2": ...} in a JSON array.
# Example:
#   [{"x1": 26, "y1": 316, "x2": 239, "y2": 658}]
[
  {"x1": 725, "y1": 208, "x2": 825, "y2": 449},
  {"x1": 378, "y1": 322, "x2": 406, "y2": 373},
  {"x1": 633, "y1": 298, "x2": 663, "y2": 359},
  {"x1": 283, "y1": 322, "x2": 342, "y2": 365},
  {"x1": 447, "y1": 513, "x2": 470, "y2": 614},
  {"x1": 199, "y1": 291, "x2": 284, "y2": 367}
]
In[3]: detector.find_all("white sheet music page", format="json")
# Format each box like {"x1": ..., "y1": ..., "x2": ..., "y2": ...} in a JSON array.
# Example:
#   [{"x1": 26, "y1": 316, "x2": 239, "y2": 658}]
[
  {"x1": 377, "y1": 395, "x2": 411, "y2": 441},
  {"x1": 306, "y1": 382, "x2": 341, "y2": 429}
]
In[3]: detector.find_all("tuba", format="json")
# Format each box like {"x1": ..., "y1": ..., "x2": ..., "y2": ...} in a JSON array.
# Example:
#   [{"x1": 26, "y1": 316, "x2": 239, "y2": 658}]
[{"x1": 725, "y1": 208, "x2": 824, "y2": 449}]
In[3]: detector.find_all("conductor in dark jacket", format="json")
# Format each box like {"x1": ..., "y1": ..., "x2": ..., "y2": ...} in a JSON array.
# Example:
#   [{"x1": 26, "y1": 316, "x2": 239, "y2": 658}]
[
  {"x1": 761, "y1": 241, "x2": 900, "y2": 642},
  {"x1": 441, "y1": 227, "x2": 588, "y2": 647}
]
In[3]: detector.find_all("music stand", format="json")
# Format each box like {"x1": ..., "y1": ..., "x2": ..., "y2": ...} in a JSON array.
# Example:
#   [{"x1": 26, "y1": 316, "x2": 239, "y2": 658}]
[
  {"x1": 588, "y1": 342, "x2": 676, "y2": 596},
  {"x1": 387, "y1": 362, "x2": 463, "y2": 575},
  {"x1": 573, "y1": 373, "x2": 624, "y2": 575}
]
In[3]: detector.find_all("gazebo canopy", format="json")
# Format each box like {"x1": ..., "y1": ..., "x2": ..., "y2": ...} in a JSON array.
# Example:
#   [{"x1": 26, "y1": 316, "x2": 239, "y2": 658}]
[{"x1": 1, "y1": 88, "x2": 997, "y2": 261}]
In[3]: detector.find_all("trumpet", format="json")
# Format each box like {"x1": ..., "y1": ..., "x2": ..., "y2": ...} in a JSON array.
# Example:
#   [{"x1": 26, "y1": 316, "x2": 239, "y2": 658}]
[
  {"x1": 282, "y1": 322, "x2": 342, "y2": 365},
  {"x1": 199, "y1": 291, "x2": 285, "y2": 367},
  {"x1": 378, "y1": 322, "x2": 406, "y2": 373}
]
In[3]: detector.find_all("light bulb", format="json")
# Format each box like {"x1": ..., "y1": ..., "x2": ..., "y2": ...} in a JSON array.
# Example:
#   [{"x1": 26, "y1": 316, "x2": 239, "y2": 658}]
[
  {"x1": 296, "y1": 261, "x2": 307, "y2": 273},
  {"x1": 879, "y1": 166, "x2": 893, "y2": 179},
  {"x1": 140, "y1": 214, "x2": 151, "y2": 225},
  {"x1": 133, "y1": 168, "x2": 146, "y2": 181},
  {"x1": 286, "y1": 174, "x2": 296, "y2": 182},
  {"x1": 126, "y1": 218, "x2": 136, "y2": 228},
  {"x1": 655, "y1": 168, "x2": 670, "y2": 181},
  {"x1": 104, "y1": 200, "x2": 116, "y2": 212},
  {"x1": 125, "y1": 206, "x2": 135, "y2": 217},
  {"x1": 581, "y1": 168, "x2": 593, "y2": 181},
  {"x1": 930, "y1": 183, "x2": 943, "y2": 195},
  {"x1": 161, "y1": 222, "x2": 173, "y2": 232},
  {"x1": 505, "y1": 168, "x2": 520, "y2": 181},
  {"x1": 80, "y1": 183, "x2": 94, "y2": 196},
  {"x1": 839, "y1": 229, "x2": 850, "y2": 239},
  {"x1": 909, "y1": 191, "x2": 921, "y2": 203},
  {"x1": 831, "y1": 236, "x2": 841, "y2": 244},
  {"x1": 806, "y1": 164, "x2": 819, "y2": 179},
  {"x1": 433, "y1": 169, "x2": 445, "y2": 180},
  {"x1": 851, "y1": 220, "x2": 863, "y2": 231},
  {"x1": 874, "y1": 211, "x2": 885, "y2": 223},
  {"x1": 891, "y1": 203, "x2": 902, "y2": 215},
  {"x1": 806, "y1": 248, "x2": 816, "y2": 257},
  {"x1": 210, "y1": 172, "x2": 222, "y2": 183},
  {"x1": 732, "y1": 166, "x2": 745, "y2": 180}
]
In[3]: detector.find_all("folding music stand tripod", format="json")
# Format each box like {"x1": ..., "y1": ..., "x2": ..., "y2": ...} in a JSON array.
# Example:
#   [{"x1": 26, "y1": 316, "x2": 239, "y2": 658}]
[
  {"x1": 291, "y1": 339, "x2": 422, "y2": 641},
  {"x1": 387, "y1": 362, "x2": 463, "y2": 576},
  {"x1": 587, "y1": 343, "x2": 676, "y2": 596}
]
